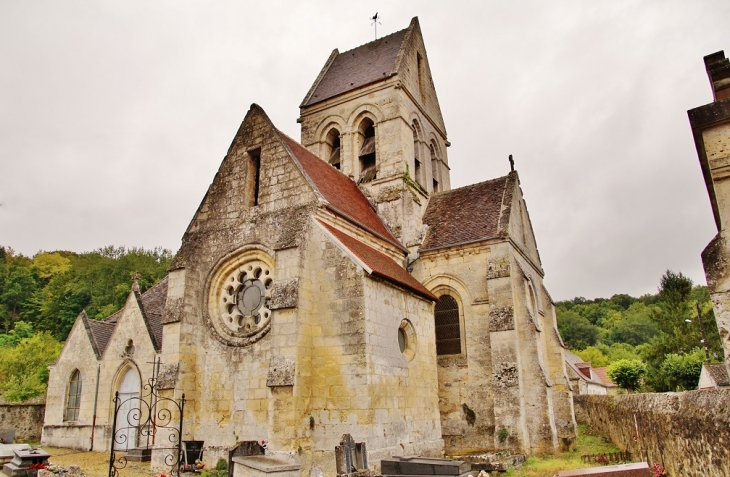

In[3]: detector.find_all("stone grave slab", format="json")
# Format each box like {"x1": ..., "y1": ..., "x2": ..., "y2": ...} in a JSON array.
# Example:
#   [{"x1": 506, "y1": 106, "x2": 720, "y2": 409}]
[
  {"x1": 2, "y1": 448, "x2": 51, "y2": 477},
  {"x1": 0, "y1": 430, "x2": 14, "y2": 445},
  {"x1": 0, "y1": 446, "x2": 31, "y2": 466},
  {"x1": 557, "y1": 462, "x2": 651, "y2": 477},
  {"x1": 381, "y1": 456, "x2": 470, "y2": 476},
  {"x1": 231, "y1": 455, "x2": 300, "y2": 477}
]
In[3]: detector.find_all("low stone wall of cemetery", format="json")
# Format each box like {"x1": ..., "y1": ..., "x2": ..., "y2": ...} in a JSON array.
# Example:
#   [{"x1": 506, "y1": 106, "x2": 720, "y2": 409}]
[
  {"x1": 0, "y1": 398, "x2": 46, "y2": 442},
  {"x1": 574, "y1": 390, "x2": 730, "y2": 477}
]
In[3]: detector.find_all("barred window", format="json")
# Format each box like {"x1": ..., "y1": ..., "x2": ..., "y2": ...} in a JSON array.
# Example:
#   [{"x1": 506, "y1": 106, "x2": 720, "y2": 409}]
[
  {"x1": 65, "y1": 370, "x2": 82, "y2": 421},
  {"x1": 434, "y1": 295, "x2": 461, "y2": 355}
]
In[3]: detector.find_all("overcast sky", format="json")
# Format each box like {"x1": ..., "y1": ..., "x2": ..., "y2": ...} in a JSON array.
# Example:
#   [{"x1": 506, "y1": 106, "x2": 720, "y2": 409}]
[{"x1": 1, "y1": 1, "x2": 728, "y2": 300}]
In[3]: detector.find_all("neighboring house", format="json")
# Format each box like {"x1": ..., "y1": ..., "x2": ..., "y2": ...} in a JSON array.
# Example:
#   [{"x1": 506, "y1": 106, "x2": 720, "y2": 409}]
[
  {"x1": 698, "y1": 363, "x2": 730, "y2": 389},
  {"x1": 564, "y1": 351, "x2": 615, "y2": 395},
  {"x1": 688, "y1": 50, "x2": 730, "y2": 375},
  {"x1": 43, "y1": 17, "x2": 576, "y2": 476}
]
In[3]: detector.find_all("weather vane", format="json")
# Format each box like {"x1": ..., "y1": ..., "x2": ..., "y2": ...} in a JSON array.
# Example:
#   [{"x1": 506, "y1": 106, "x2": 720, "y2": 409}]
[{"x1": 371, "y1": 12, "x2": 381, "y2": 40}]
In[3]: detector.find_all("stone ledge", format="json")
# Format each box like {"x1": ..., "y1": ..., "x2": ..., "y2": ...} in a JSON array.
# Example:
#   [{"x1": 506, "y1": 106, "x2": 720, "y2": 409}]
[{"x1": 232, "y1": 456, "x2": 301, "y2": 473}]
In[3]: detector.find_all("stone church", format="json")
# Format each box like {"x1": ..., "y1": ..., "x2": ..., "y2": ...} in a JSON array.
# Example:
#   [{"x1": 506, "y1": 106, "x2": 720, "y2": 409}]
[{"x1": 42, "y1": 17, "x2": 576, "y2": 476}]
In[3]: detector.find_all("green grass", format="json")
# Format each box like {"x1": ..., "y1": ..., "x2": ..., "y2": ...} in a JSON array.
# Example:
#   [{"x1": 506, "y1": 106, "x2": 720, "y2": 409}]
[{"x1": 504, "y1": 424, "x2": 623, "y2": 477}]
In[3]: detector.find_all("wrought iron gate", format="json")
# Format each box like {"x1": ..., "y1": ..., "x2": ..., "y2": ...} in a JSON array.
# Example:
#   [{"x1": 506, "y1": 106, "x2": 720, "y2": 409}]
[{"x1": 109, "y1": 359, "x2": 186, "y2": 477}]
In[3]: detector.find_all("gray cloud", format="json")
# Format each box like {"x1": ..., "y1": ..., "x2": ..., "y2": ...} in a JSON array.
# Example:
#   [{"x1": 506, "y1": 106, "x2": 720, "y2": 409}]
[{"x1": 1, "y1": 0, "x2": 727, "y2": 300}]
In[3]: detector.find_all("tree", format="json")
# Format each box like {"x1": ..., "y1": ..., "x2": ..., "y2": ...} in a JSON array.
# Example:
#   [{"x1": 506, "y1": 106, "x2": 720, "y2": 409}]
[
  {"x1": 0, "y1": 332, "x2": 62, "y2": 402},
  {"x1": 557, "y1": 309, "x2": 600, "y2": 350},
  {"x1": 573, "y1": 346, "x2": 610, "y2": 367},
  {"x1": 660, "y1": 348, "x2": 706, "y2": 391},
  {"x1": 607, "y1": 359, "x2": 647, "y2": 392}
]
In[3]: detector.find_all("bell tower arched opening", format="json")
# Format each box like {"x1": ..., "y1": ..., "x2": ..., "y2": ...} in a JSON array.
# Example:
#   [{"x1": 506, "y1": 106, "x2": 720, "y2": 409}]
[{"x1": 358, "y1": 118, "x2": 376, "y2": 183}]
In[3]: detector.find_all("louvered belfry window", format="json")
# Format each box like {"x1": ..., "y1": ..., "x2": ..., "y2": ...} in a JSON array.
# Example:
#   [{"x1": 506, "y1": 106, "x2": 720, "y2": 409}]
[{"x1": 434, "y1": 295, "x2": 461, "y2": 355}]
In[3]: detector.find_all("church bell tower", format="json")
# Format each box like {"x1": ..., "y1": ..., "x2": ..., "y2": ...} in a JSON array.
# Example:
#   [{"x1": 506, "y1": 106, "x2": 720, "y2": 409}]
[{"x1": 298, "y1": 17, "x2": 450, "y2": 249}]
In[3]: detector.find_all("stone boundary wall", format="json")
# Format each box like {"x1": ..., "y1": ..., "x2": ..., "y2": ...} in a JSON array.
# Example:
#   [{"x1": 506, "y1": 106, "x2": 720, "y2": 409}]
[
  {"x1": 574, "y1": 390, "x2": 730, "y2": 477},
  {"x1": 0, "y1": 401, "x2": 46, "y2": 442}
]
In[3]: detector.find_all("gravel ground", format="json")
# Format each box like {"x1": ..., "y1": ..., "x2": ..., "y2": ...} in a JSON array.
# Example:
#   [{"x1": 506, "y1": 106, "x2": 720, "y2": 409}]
[{"x1": 44, "y1": 448, "x2": 159, "y2": 477}]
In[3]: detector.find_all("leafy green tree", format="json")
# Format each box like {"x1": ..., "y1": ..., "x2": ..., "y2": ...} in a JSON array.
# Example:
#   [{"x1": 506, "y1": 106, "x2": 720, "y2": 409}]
[
  {"x1": 557, "y1": 309, "x2": 600, "y2": 350},
  {"x1": 573, "y1": 346, "x2": 610, "y2": 367},
  {"x1": 660, "y1": 348, "x2": 706, "y2": 391},
  {"x1": 607, "y1": 359, "x2": 647, "y2": 392},
  {"x1": 608, "y1": 303, "x2": 660, "y2": 346},
  {"x1": 31, "y1": 252, "x2": 72, "y2": 281},
  {"x1": 0, "y1": 332, "x2": 62, "y2": 402}
]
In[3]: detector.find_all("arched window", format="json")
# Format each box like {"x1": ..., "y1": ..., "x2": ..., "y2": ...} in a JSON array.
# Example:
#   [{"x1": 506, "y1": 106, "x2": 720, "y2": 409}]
[
  {"x1": 325, "y1": 128, "x2": 341, "y2": 170},
  {"x1": 65, "y1": 370, "x2": 82, "y2": 421},
  {"x1": 358, "y1": 118, "x2": 376, "y2": 183},
  {"x1": 434, "y1": 295, "x2": 461, "y2": 355}
]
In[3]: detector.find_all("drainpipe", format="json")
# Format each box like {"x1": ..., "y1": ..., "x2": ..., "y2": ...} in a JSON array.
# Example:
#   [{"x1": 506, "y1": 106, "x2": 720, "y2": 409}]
[{"x1": 90, "y1": 363, "x2": 101, "y2": 451}]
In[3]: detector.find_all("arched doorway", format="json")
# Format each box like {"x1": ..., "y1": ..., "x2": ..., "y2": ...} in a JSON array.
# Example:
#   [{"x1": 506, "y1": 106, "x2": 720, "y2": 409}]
[{"x1": 115, "y1": 367, "x2": 141, "y2": 450}]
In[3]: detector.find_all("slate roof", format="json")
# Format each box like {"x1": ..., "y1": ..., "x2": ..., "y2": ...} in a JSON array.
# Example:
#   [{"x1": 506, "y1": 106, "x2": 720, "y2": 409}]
[
  {"x1": 317, "y1": 219, "x2": 435, "y2": 301},
  {"x1": 278, "y1": 131, "x2": 403, "y2": 250},
  {"x1": 421, "y1": 173, "x2": 515, "y2": 251},
  {"x1": 84, "y1": 276, "x2": 169, "y2": 355},
  {"x1": 301, "y1": 27, "x2": 409, "y2": 107},
  {"x1": 704, "y1": 363, "x2": 730, "y2": 387},
  {"x1": 85, "y1": 318, "x2": 115, "y2": 358}
]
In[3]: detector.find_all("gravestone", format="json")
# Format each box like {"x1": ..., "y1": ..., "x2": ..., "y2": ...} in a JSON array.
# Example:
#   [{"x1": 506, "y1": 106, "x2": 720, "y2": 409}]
[
  {"x1": 557, "y1": 462, "x2": 651, "y2": 477},
  {"x1": 184, "y1": 440, "x2": 205, "y2": 466},
  {"x1": 2, "y1": 448, "x2": 50, "y2": 477},
  {"x1": 335, "y1": 435, "x2": 367, "y2": 475},
  {"x1": 0, "y1": 430, "x2": 14, "y2": 445},
  {"x1": 380, "y1": 456, "x2": 470, "y2": 476}
]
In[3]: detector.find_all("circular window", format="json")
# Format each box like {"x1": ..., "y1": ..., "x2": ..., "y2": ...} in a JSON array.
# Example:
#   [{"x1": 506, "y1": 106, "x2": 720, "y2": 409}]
[
  {"x1": 207, "y1": 252, "x2": 274, "y2": 347},
  {"x1": 398, "y1": 319, "x2": 416, "y2": 361}
]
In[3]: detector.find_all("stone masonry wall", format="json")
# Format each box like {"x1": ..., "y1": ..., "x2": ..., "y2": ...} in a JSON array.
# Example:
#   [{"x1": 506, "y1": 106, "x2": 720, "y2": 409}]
[
  {"x1": 574, "y1": 391, "x2": 730, "y2": 477},
  {"x1": 0, "y1": 401, "x2": 45, "y2": 442}
]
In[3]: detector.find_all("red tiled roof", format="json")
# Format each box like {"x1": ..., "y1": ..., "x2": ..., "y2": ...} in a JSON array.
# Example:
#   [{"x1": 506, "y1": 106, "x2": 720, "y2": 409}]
[
  {"x1": 317, "y1": 220, "x2": 435, "y2": 301},
  {"x1": 421, "y1": 173, "x2": 515, "y2": 251},
  {"x1": 592, "y1": 367, "x2": 616, "y2": 387},
  {"x1": 301, "y1": 27, "x2": 409, "y2": 107},
  {"x1": 86, "y1": 319, "x2": 115, "y2": 357},
  {"x1": 278, "y1": 132, "x2": 402, "y2": 249}
]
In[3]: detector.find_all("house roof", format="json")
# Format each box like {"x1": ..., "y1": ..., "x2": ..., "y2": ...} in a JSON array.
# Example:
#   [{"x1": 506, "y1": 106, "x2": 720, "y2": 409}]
[
  {"x1": 704, "y1": 363, "x2": 730, "y2": 387},
  {"x1": 421, "y1": 173, "x2": 515, "y2": 251},
  {"x1": 317, "y1": 219, "x2": 436, "y2": 301},
  {"x1": 592, "y1": 367, "x2": 616, "y2": 387},
  {"x1": 278, "y1": 131, "x2": 403, "y2": 250},
  {"x1": 564, "y1": 350, "x2": 604, "y2": 386},
  {"x1": 301, "y1": 26, "x2": 410, "y2": 107}
]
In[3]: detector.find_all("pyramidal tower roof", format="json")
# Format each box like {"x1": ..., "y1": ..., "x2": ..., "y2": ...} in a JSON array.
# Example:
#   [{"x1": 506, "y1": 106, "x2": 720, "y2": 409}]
[{"x1": 300, "y1": 18, "x2": 418, "y2": 107}]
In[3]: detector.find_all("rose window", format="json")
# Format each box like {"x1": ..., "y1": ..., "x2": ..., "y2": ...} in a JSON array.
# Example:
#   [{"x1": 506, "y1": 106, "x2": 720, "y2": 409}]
[
  {"x1": 220, "y1": 262, "x2": 273, "y2": 336},
  {"x1": 206, "y1": 253, "x2": 276, "y2": 346}
]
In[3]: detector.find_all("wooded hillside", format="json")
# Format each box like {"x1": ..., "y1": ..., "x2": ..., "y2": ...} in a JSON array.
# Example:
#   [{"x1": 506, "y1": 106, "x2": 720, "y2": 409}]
[{"x1": 0, "y1": 245, "x2": 171, "y2": 401}]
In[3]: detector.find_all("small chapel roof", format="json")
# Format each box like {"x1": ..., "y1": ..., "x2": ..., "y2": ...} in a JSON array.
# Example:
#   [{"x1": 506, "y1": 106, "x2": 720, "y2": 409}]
[
  {"x1": 278, "y1": 131, "x2": 403, "y2": 250},
  {"x1": 93, "y1": 275, "x2": 168, "y2": 353},
  {"x1": 301, "y1": 22, "x2": 411, "y2": 107},
  {"x1": 317, "y1": 219, "x2": 435, "y2": 301},
  {"x1": 83, "y1": 315, "x2": 115, "y2": 359},
  {"x1": 421, "y1": 173, "x2": 516, "y2": 251}
]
